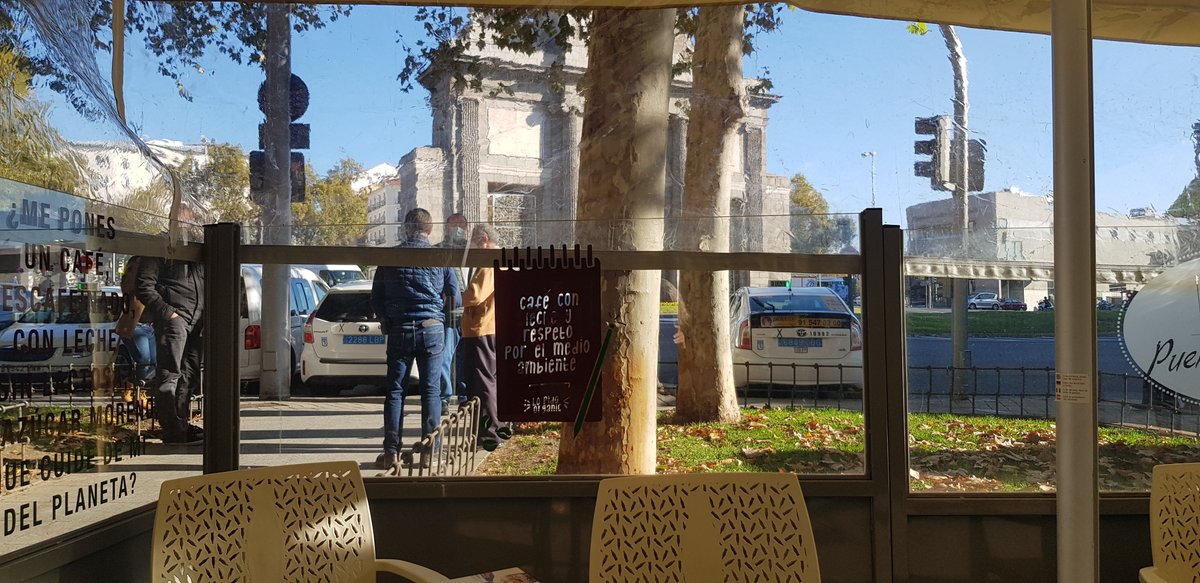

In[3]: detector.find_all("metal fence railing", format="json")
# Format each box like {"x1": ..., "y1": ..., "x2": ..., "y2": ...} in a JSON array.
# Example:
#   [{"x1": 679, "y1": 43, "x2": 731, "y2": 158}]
[
  {"x1": 661, "y1": 361, "x2": 1200, "y2": 435},
  {"x1": 388, "y1": 397, "x2": 482, "y2": 477}
]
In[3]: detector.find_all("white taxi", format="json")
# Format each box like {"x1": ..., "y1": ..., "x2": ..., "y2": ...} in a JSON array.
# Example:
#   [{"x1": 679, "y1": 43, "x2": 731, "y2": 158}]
[{"x1": 730, "y1": 286, "x2": 863, "y2": 390}]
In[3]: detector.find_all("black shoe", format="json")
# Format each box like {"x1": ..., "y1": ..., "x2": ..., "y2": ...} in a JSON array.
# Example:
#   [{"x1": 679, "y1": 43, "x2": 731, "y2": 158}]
[
  {"x1": 399, "y1": 450, "x2": 430, "y2": 469},
  {"x1": 375, "y1": 451, "x2": 397, "y2": 469},
  {"x1": 479, "y1": 438, "x2": 501, "y2": 452},
  {"x1": 496, "y1": 425, "x2": 513, "y2": 440}
]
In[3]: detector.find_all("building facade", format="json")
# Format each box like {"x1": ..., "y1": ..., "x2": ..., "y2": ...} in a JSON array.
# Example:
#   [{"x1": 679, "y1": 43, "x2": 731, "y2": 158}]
[
  {"x1": 906, "y1": 188, "x2": 1181, "y2": 305},
  {"x1": 364, "y1": 35, "x2": 792, "y2": 258}
]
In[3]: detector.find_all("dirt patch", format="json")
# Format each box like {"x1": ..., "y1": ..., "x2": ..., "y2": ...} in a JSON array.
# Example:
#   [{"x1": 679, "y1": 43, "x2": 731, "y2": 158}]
[{"x1": 1, "y1": 395, "x2": 158, "y2": 494}]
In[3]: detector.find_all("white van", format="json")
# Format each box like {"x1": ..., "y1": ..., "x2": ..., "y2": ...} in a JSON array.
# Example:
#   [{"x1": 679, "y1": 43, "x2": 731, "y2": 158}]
[
  {"x1": 239, "y1": 265, "x2": 329, "y2": 390},
  {"x1": 295, "y1": 264, "x2": 366, "y2": 287}
]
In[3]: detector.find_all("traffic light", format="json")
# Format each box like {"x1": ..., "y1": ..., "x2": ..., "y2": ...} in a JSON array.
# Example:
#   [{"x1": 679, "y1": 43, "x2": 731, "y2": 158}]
[
  {"x1": 290, "y1": 152, "x2": 306, "y2": 203},
  {"x1": 914, "y1": 115, "x2": 952, "y2": 191},
  {"x1": 967, "y1": 139, "x2": 986, "y2": 192},
  {"x1": 249, "y1": 150, "x2": 266, "y2": 204},
  {"x1": 248, "y1": 150, "x2": 305, "y2": 203}
]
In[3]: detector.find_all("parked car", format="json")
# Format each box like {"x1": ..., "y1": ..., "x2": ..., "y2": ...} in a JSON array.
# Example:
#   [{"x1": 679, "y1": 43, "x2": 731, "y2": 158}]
[
  {"x1": 967, "y1": 292, "x2": 1001, "y2": 310},
  {"x1": 0, "y1": 286, "x2": 124, "y2": 388},
  {"x1": 299, "y1": 281, "x2": 388, "y2": 391},
  {"x1": 730, "y1": 286, "x2": 863, "y2": 390},
  {"x1": 295, "y1": 264, "x2": 367, "y2": 287},
  {"x1": 239, "y1": 265, "x2": 329, "y2": 390},
  {"x1": 999, "y1": 298, "x2": 1027, "y2": 311}
]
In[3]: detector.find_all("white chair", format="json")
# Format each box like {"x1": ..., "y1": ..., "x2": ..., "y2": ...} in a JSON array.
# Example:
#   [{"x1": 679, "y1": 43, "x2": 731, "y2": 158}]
[
  {"x1": 152, "y1": 460, "x2": 449, "y2": 582},
  {"x1": 590, "y1": 472, "x2": 821, "y2": 582},
  {"x1": 1141, "y1": 463, "x2": 1200, "y2": 583}
]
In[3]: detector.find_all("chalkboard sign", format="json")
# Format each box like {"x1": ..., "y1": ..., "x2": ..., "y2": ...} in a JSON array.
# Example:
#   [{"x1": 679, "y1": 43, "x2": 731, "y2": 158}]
[{"x1": 495, "y1": 246, "x2": 601, "y2": 422}]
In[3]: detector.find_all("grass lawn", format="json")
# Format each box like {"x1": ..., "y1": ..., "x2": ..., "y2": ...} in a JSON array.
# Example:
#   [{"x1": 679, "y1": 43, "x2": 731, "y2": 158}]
[
  {"x1": 477, "y1": 407, "x2": 1200, "y2": 492},
  {"x1": 905, "y1": 310, "x2": 1121, "y2": 337}
]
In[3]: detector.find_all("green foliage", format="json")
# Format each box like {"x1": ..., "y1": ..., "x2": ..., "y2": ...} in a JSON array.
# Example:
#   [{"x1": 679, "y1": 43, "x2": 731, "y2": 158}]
[
  {"x1": 906, "y1": 21, "x2": 930, "y2": 36},
  {"x1": 292, "y1": 158, "x2": 368, "y2": 246},
  {"x1": 0, "y1": 47, "x2": 83, "y2": 193},
  {"x1": 0, "y1": 1, "x2": 353, "y2": 116},
  {"x1": 789, "y1": 173, "x2": 854, "y2": 253},
  {"x1": 1168, "y1": 177, "x2": 1200, "y2": 219},
  {"x1": 188, "y1": 142, "x2": 255, "y2": 224},
  {"x1": 395, "y1": 4, "x2": 787, "y2": 94},
  {"x1": 904, "y1": 309, "x2": 1121, "y2": 337},
  {"x1": 113, "y1": 141, "x2": 255, "y2": 234}
]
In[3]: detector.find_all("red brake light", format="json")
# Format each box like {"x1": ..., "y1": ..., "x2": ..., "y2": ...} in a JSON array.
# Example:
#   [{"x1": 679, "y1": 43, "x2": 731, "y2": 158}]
[
  {"x1": 736, "y1": 319, "x2": 751, "y2": 350},
  {"x1": 303, "y1": 313, "x2": 315, "y2": 344},
  {"x1": 850, "y1": 321, "x2": 863, "y2": 351},
  {"x1": 244, "y1": 325, "x2": 261, "y2": 350}
]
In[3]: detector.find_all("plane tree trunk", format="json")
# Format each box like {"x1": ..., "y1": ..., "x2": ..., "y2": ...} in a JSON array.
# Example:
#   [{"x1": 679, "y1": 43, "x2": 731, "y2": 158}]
[
  {"x1": 675, "y1": 5, "x2": 744, "y2": 423},
  {"x1": 556, "y1": 9, "x2": 675, "y2": 474}
]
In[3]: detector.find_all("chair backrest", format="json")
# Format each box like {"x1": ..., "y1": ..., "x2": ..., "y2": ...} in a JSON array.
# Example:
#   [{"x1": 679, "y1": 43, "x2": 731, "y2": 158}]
[
  {"x1": 1149, "y1": 462, "x2": 1200, "y2": 582},
  {"x1": 152, "y1": 461, "x2": 378, "y2": 583},
  {"x1": 590, "y1": 473, "x2": 820, "y2": 582}
]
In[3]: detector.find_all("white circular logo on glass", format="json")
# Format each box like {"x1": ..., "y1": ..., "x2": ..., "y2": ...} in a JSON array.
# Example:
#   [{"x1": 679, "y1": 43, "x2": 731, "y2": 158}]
[{"x1": 1120, "y1": 256, "x2": 1200, "y2": 402}]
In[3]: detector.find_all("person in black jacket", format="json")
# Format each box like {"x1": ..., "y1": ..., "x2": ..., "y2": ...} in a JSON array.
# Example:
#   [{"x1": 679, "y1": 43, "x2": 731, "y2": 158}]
[{"x1": 135, "y1": 255, "x2": 205, "y2": 444}]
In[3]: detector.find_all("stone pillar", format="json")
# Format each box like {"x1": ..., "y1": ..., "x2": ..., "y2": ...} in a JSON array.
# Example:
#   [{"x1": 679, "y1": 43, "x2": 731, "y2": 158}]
[
  {"x1": 742, "y1": 125, "x2": 765, "y2": 250},
  {"x1": 665, "y1": 114, "x2": 688, "y2": 256},
  {"x1": 457, "y1": 97, "x2": 484, "y2": 224},
  {"x1": 561, "y1": 103, "x2": 582, "y2": 245}
]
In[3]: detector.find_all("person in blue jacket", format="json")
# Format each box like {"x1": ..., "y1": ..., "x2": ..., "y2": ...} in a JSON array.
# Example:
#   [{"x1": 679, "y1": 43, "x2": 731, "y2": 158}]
[{"x1": 370, "y1": 207, "x2": 461, "y2": 469}]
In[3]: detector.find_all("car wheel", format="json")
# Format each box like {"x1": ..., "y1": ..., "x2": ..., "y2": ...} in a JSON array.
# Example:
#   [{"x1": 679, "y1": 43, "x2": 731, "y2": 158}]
[
  {"x1": 992, "y1": 304, "x2": 1000, "y2": 310},
  {"x1": 968, "y1": 303, "x2": 976, "y2": 310}
]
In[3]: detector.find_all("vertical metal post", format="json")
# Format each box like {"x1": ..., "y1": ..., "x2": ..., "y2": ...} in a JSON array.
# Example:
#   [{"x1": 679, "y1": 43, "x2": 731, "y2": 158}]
[
  {"x1": 1052, "y1": 0, "x2": 1099, "y2": 578},
  {"x1": 881, "y1": 224, "x2": 909, "y2": 583},
  {"x1": 260, "y1": 3, "x2": 292, "y2": 399},
  {"x1": 203, "y1": 223, "x2": 240, "y2": 473},
  {"x1": 859, "y1": 208, "x2": 894, "y2": 583}
]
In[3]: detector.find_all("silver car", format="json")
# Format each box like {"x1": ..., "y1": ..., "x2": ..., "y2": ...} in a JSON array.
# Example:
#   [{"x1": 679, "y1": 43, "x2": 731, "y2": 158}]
[
  {"x1": 967, "y1": 292, "x2": 1001, "y2": 310},
  {"x1": 730, "y1": 286, "x2": 863, "y2": 390}
]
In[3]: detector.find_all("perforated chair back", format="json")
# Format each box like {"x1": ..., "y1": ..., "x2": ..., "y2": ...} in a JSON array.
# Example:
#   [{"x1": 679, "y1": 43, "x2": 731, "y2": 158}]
[
  {"x1": 590, "y1": 472, "x2": 820, "y2": 582},
  {"x1": 152, "y1": 461, "x2": 380, "y2": 583},
  {"x1": 1146, "y1": 462, "x2": 1200, "y2": 583}
]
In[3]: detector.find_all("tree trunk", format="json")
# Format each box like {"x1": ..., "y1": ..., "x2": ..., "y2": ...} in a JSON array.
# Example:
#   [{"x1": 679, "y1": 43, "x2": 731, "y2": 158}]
[
  {"x1": 675, "y1": 5, "x2": 743, "y2": 423},
  {"x1": 555, "y1": 9, "x2": 674, "y2": 474}
]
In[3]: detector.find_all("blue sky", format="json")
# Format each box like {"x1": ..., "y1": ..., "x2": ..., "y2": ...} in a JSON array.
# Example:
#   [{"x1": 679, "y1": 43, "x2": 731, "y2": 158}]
[{"x1": 47, "y1": 5, "x2": 1200, "y2": 226}]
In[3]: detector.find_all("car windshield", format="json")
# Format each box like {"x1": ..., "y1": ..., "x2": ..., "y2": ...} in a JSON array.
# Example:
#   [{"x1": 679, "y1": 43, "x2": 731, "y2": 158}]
[
  {"x1": 746, "y1": 294, "x2": 843, "y2": 314},
  {"x1": 325, "y1": 270, "x2": 365, "y2": 286},
  {"x1": 314, "y1": 292, "x2": 378, "y2": 322}
]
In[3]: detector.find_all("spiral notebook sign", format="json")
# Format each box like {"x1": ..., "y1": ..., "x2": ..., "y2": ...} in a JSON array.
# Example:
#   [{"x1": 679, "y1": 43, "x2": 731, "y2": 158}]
[
  {"x1": 495, "y1": 245, "x2": 602, "y2": 422},
  {"x1": 1120, "y1": 256, "x2": 1200, "y2": 403}
]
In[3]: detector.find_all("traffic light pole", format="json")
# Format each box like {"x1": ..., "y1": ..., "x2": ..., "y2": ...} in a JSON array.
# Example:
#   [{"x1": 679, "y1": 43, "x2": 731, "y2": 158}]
[
  {"x1": 941, "y1": 24, "x2": 971, "y2": 398},
  {"x1": 259, "y1": 3, "x2": 292, "y2": 400}
]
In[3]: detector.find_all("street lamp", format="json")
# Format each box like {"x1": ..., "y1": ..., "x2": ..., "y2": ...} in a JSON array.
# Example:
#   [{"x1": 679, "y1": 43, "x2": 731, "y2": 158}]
[{"x1": 861, "y1": 151, "x2": 877, "y2": 207}]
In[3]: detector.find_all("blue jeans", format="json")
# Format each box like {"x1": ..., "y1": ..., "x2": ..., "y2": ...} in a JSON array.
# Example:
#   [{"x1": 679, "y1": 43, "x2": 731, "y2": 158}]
[
  {"x1": 440, "y1": 325, "x2": 463, "y2": 404},
  {"x1": 383, "y1": 320, "x2": 445, "y2": 454}
]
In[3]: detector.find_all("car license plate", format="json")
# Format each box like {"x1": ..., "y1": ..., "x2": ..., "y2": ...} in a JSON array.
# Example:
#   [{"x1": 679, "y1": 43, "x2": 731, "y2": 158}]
[
  {"x1": 343, "y1": 335, "x2": 385, "y2": 345},
  {"x1": 778, "y1": 338, "x2": 822, "y2": 348}
]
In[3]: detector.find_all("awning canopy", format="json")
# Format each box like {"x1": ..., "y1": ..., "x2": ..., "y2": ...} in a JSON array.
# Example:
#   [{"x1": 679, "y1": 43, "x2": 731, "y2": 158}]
[
  {"x1": 240, "y1": 0, "x2": 1200, "y2": 47},
  {"x1": 904, "y1": 257, "x2": 1166, "y2": 284}
]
